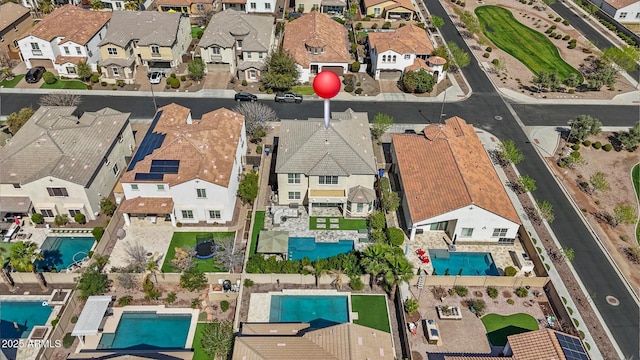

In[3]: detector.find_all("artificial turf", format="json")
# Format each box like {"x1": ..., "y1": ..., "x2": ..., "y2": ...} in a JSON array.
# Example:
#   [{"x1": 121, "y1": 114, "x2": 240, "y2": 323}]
[
  {"x1": 480, "y1": 313, "x2": 538, "y2": 346},
  {"x1": 40, "y1": 79, "x2": 88, "y2": 89},
  {"x1": 351, "y1": 294, "x2": 391, "y2": 333},
  {"x1": 0, "y1": 75, "x2": 25, "y2": 88},
  {"x1": 161, "y1": 231, "x2": 235, "y2": 273},
  {"x1": 309, "y1": 217, "x2": 368, "y2": 231},
  {"x1": 475, "y1": 5, "x2": 582, "y2": 82},
  {"x1": 249, "y1": 211, "x2": 266, "y2": 256}
]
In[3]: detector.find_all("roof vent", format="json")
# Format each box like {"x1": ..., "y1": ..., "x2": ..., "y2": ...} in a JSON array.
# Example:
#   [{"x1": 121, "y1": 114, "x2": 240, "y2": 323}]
[{"x1": 277, "y1": 343, "x2": 286, "y2": 347}]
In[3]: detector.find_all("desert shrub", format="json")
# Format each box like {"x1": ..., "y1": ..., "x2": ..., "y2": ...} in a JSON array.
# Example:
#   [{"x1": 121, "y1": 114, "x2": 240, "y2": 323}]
[
  {"x1": 562, "y1": 35, "x2": 571, "y2": 41},
  {"x1": 116, "y1": 79, "x2": 125, "y2": 87},
  {"x1": 51, "y1": 318, "x2": 59, "y2": 328},
  {"x1": 355, "y1": 88, "x2": 363, "y2": 94},
  {"x1": 70, "y1": 316, "x2": 78, "y2": 324},
  {"x1": 515, "y1": 287, "x2": 529, "y2": 297},
  {"x1": 382, "y1": 22, "x2": 391, "y2": 29},
  {"x1": 492, "y1": 59, "x2": 500, "y2": 66},
  {"x1": 549, "y1": 24, "x2": 557, "y2": 30},
  {"x1": 351, "y1": 61, "x2": 361, "y2": 72},
  {"x1": 344, "y1": 85, "x2": 355, "y2": 92},
  {"x1": 90, "y1": 74, "x2": 99, "y2": 83},
  {"x1": 92, "y1": 227, "x2": 104, "y2": 241},
  {"x1": 504, "y1": 266, "x2": 518, "y2": 276},
  {"x1": 555, "y1": 34, "x2": 562, "y2": 39},
  {"x1": 453, "y1": 285, "x2": 468, "y2": 297},
  {"x1": 43, "y1": 72, "x2": 56, "y2": 84},
  {"x1": 502, "y1": 290, "x2": 512, "y2": 298},
  {"x1": 593, "y1": 141, "x2": 602, "y2": 149},
  {"x1": 555, "y1": 17, "x2": 562, "y2": 22},
  {"x1": 603, "y1": 143, "x2": 613, "y2": 151},
  {"x1": 166, "y1": 292, "x2": 177, "y2": 304},
  {"x1": 483, "y1": 53, "x2": 490, "y2": 58},
  {"x1": 180, "y1": 266, "x2": 207, "y2": 291},
  {"x1": 101, "y1": 81, "x2": 107, "y2": 87},
  {"x1": 220, "y1": 300, "x2": 230, "y2": 312},
  {"x1": 63, "y1": 333, "x2": 74, "y2": 348},
  {"x1": 507, "y1": 298, "x2": 515, "y2": 305},
  {"x1": 256, "y1": 145, "x2": 263, "y2": 154},
  {"x1": 562, "y1": 19, "x2": 569, "y2": 25},
  {"x1": 31, "y1": 213, "x2": 44, "y2": 224},
  {"x1": 371, "y1": 23, "x2": 378, "y2": 29},
  {"x1": 351, "y1": 43, "x2": 358, "y2": 53},
  {"x1": 571, "y1": 143, "x2": 580, "y2": 150},
  {"x1": 486, "y1": 47, "x2": 492, "y2": 52},
  {"x1": 404, "y1": 298, "x2": 419, "y2": 313},
  {"x1": 241, "y1": 79, "x2": 248, "y2": 86},
  {"x1": 54, "y1": 215, "x2": 69, "y2": 226},
  {"x1": 582, "y1": 140, "x2": 591, "y2": 147},
  {"x1": 118, "y1": 295, "x2": 133, "y2": 306},
  {"x1": 180, "y1": 75, "x2": 187, "y2": 82},
  {"x1": 350, "y1": 276, "x2": 364, "y2": 290},
  {"x1": 545, "y1": 28, "x2": 553, "y2": 34},
  {"x1": 355, "y1": 22, "x2": 363, "y2": 30},
  {"x1": 74, "y1": 213, "x2": 86, "y2": 224},
  {"x1": 487, "y1": 286, "x2": 499, "y2": 298},
  {"x1": 244, "y1": 278, "x2": 254, "y2": 287},
  {"x1": 568, "y1": 88, "x2": 575, "y2": 93},
  {"x1": 568, "y1": 42, "x2": 577, "y2": 49}
]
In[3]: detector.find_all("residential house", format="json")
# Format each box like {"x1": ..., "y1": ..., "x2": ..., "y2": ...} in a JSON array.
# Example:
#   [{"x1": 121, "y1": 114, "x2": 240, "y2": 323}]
[
  {"x1": 362, "y1": 0, "x2": 416, "y2": 21},
  {"x1": 119, "y1": 103, "x2": 246, "y2": 226},
  {"x1": 283, "y1": 11, "x2": 351, "y2": 82},
  {"x1": 391, "y1": 117, "x2": 521, "y2": 242},
  {"x1": 368, "y1": 24, "x2": 446, "y2": 82},
  {"x1": 17, "y1": 5, "x2": 111, "y2": 76},
  {"x1": 295, "y1": 0, "x2": 346, "y2": 15},
  {"x1": 199, "y1": 9, "x2": 275, "y2": 81},
  {"x1": 0, "y1": 3, "x2": 32, "y2": 61},
  {"x1": 276, "y1": 109, "x2": 377, "y2": 217},
  {"x1": 0, "y1": 107, "x2": 134, "y2": 222},
  {"x1": 98, "y1": 11, "x2": 191, "y2": 84},
  {"x1": 232, "y1": 323, "x2": 394, "y2": 359},
  {"x1": 156, "y1": 0, "x2": 216, "y2": 25},
  {"x1": 220, "y1": 0, "x2": 276, "y2": 13},
  {"x1": 591, "y1": 0, "x2": 640, "y2": 26},
  {"x1": 445, "y1": 329, "x2": 590, "y2": 360}
]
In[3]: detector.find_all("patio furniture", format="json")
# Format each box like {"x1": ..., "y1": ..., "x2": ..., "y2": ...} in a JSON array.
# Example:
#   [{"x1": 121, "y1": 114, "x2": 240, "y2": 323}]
[
  {"x1": 425, "y1": 319, "x2": 440, "y2": 344},
  {"x1": 316, "y1": 218, "x2": 326, "y2": 223},
  {"x1": 416, "y1": 249, "x2": 425, "y2": 256}
]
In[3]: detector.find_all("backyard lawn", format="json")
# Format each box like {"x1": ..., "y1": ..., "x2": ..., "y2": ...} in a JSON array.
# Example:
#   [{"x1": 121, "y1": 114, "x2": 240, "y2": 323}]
[
  {"x1": 351, "y1": 295, "x2": 391, "y2": 332},
  {"x1": 481, "y1": 313, "x2": 538, "y2": 346},
  {"x1": 0, "y1": 75, "x2": 25, "y2": 88},
  {"x1": 249, "y1": 211, "x2": 266, "y2": 256},
  {"x1": 475, "y1": 5, "x2": 582, "y2": 81},
  {"x1": 40, "y1": 79, "x2": 88, "y2": 90},
  {"x1": 161, "y1": 231, "x2": 235, "y2": 273},
  {"x1": 309, "y1": 217, "x2": 367, "y2": 231},
  {"x1": 192, "y1": 323, "x2": 207, "y2": 360},
  {"x1": 191, "y1": 26, "x2": 205, "y2": 39}
]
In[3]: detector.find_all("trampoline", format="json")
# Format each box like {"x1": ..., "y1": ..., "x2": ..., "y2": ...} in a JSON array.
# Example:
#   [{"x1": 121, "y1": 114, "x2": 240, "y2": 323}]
[{"x1": 194, "y1": 234, "x2": 217, "y2": 259}]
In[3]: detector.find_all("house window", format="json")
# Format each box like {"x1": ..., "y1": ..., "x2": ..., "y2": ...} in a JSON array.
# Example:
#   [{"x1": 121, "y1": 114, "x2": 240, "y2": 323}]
[
  {"x1": 247, "y1": 52, "x2": 252, "y2": 59},
  {"x1": 181, "y1": 210, "x2": 194, "y2": 219},
  {"x1": 620, "y1": 12, "x2": 628, "y2": 18},
  {"x1": 75, "y1": 46, "x2": 82, "y2": 55},
  {"x1": 151, "y1": 45, "x2": 160, "y2": 55},
  {"x1": 461, "y1": 228, "x2": 474, "y2": 237},
  {"x1": 131, "y1": 184, "x2": 139, "y2": 190},
  {"x1": 31, "y1": 42, "x2": 41, "y2": 55},
  {"x1": 12, "y1": 184, "x2": 20, "y2": 188},
  {"x1": 69, "y1": 209, "x2": 82, "y2": 217},
  {"x1": 492, "y1": 228, "x2": 508, "y2": 237},
  {"x1": 64, "y1": 47, "x2": 70, "y2": 55},
  {"x1": 196, "y1": 3, "x2": 204, "y2": 10},
  {"x1": 248, "y1": 69, "x2": 257, "y2": 79},
  {"x1": 382, "y1": 55, "x2": 386, "y2": 62},
  {"x1": 157, "y1": 184, "x2": 165, "y2": 190},
  {"x1": 288, "y1": 173, "x2": 301, "y2": 184},
  {"x1": 288, "y1": 191, "x2": 301, "y2": 200},
  {"x1": 196, "y1": 188, "x2": 207, "y2": 198},
  {"x1": 47, "y1": 187, "x2": 69, "y2": 197},
  {"x1": 404, "y1": 54, "x2": 410, "y2": 60},
  {"x1": 40, "y1": 209, "x2": 54, "y2": 217},
  {"x1": 107, "y1": 47, "x2": 118, "y2": 55},
  {"x1": 356, "y1": 203, "x2": 364, "y2": 212},
  {"x1": 66, "y1": 66, "x2": 76, "y2": 74},
  {"x1": 250, "y1": 2, "x2": 256, "y2": 8},
  {"x1": 318, "y1": 175, "x2": 338, "y2": 185},
  {"x1": 112, "y1": 67, "x2": 120, "y2": 76},
  {"x1": 259, "y1": 52, "x2": 264, "y2": 59},
  {"x1": 429, "y1": 221, "x2": 447, "y2": 231},
  {"x1": 636, "y1": 12, "x2": 640, "y2": 18},
  {"x1": 265, "y1": 2, "x2": 270, "y2": 8},
  {"x1": 374, "y1": 7, "x2": 380, "y2": 15},
  {"x1": 115, "y1": 2, "x2": 122, "y2": 8},
  {"x1": 112, "y1": 163, "x2": 119, "y2": 176},
  {"x1": 237, "y1": 40, "x2": 243, "y2": 47},
  {"x1": 209, "y1": 210, "x2": 221, "y2": 219},
  {"x1": 212, "y1": 47, "x2": 221, "y2": 54},
  {"x1": 392, "y1": 55, "x2": 396, "y2": 62},
  {"x1": 31, "y1": 43, "x2": 40, "y2": 50}
]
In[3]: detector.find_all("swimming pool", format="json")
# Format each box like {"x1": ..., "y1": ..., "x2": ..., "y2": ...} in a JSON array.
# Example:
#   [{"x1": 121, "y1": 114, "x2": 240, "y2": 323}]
[
  {"x1": 270, "y1": 295, "x2": 349, "y2": 327},
  {"x1": 429, "y1": 250, "x2": 500, "y2": 276},
  {"x1": 36, "y1": 236, "x2": 95, "y2": 272},
  {"x1": 288, "y1": 237, "x2": 354, "y2": 261},
  {"x1": 0, "y1": 301, "x2": 53, "y2": 338},
  {"x1": 98, "y1": 312, "x2": 191, "y2": 349}
]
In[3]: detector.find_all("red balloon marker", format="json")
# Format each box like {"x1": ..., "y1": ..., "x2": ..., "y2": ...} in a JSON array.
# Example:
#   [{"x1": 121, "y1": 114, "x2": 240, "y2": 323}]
[{"x1": 313, "y1": 71, "x2": 341, "y2": 128}]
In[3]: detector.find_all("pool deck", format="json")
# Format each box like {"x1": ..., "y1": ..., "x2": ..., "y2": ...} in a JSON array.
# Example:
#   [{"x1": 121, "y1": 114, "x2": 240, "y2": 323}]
[{"x1": 246, "y1": 290, "x2": 355, "y2": 324}]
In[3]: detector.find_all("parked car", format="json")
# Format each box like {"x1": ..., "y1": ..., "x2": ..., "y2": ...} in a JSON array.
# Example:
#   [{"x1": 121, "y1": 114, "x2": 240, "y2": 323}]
[
  {"x1": 235, "y1": 92, "x2": 257, "y2": 102},
  {"x1": 25, "y1": 66, "x2": 46, "y2": 83},
  {"x1": 148, "y1": 71, "x2": 163, "y2": 84},
  {"x1": 275, "y1": 92, "x2": 303, "y2": 103}
]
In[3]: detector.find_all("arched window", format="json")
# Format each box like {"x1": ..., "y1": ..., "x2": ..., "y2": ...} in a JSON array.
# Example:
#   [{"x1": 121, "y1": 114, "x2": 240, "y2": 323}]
[
  {"x1": 382, "y1": 55, "x2": 386, "y2": 62},
  {"x1": 392, "y1": 55, "x2": 396, "y2": 62}
]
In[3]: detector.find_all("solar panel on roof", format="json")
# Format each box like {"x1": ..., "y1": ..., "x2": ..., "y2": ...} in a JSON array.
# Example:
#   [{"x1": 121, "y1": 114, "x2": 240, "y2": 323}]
[
  {"x1": 127, "y1": 110, "x2": 166, "y2": 171},
  {"x1": 134, "y1": 173, "x2": 164, "y2": 181},
  {"x1": 150, "y1": 159, "x2": 180, "y2": 174},
  {"x1": 555, "y1": 333, "x2": 589, "y2": 360}
]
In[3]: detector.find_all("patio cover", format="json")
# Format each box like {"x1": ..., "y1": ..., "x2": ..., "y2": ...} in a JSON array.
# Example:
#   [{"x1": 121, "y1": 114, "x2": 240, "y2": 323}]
[
  {"x1": 256, "y1": 231, "x2": 289, "y2": 253},
  {"x1": 119, "y1": 197, "x2": 174, "y2": 214},
  {"x1": 0, "y1": 196, "x2": 31, "y2": 214},
  {"x1": 71, "y1": 295, "x2": 113, "y2": 336}
]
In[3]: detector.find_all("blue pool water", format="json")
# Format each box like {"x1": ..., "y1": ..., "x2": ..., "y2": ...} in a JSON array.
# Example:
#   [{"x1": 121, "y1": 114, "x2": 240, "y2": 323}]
[
  {"x1": 0, "y1": 301, "x2": 53, "y2": 338},
  {"x1": 288, "y1": 237, "x2": 354, "y2": 261},
  {"x1": 98, "y1": 312, "x2": 191, "y2": 349},
  {"x1": 429, "y1": 250, "x2": 500, "y2": 276},
  {"x1": 270, "y1": 295, "x2": 349, "y2": 328},
  {"x1": 36, "y1": 236, "x2": 96, "y2": 272}
]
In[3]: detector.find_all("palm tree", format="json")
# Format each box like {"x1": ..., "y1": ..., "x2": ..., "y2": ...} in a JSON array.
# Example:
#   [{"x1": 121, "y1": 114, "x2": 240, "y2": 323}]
[
  {"x1": 10, "y1": 241, "x2": 43, "y2": 272},
  {"x1": 328, "y1": 269, "x2": 346, "y2": 290},
  {"x1": 0, "y1": 249, "x2": 16, "y2": 292},
  {"x1": 360, "y1": 243, "x2": 389, "y2": 290},
  {"x1": 145, "y1": 258, "x2": 161, "y2": 286},
  {"x1": 310, "y1": 259, "x2": 329, "y2": 288},
  {"x1": 382, "y1": 253, "x2": 414, "y2": 301},
  {"x1": 38, "y1": 0, "x2": 54, "y2": 15}
]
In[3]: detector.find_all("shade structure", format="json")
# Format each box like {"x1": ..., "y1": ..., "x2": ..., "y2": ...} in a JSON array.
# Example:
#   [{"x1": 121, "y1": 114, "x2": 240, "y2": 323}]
[
  {"x1": 256, "y1": 231, "x2": 289, "y2": 254},
  {"x1": 71, "y1": 295, "x2": 112, "y2": 336}
]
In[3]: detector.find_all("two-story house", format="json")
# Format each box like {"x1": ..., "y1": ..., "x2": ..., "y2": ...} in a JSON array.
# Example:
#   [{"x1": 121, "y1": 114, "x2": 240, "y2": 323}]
[
  {"x1": 119, "y1": 103, "x2": 247, "y2": 226},
  {"x1": 220, "y1": 0, "x2": 276, "y2": 13},
  {"x1": 391, "y1": 117, "x2": 521, "y2": 242},
  {"x1": 17, "y1": 5, "x2": 111, "y2": 76},
  {"x1": 276, "y1": 109, "x2": 377, "y2": 218},
  {"x1": 98, "y1": 11, "x2": 191, "y2": 84},
  {"x1": 199, "y1": 9, "x2": 275, "y2": 81},
  {"x1": 156, "y1": 0, "x2": 215, "y2": 25},
  {"x1": 0, "y1": 3, "x2": 32, "y2": 61},
  {"x1": 362, "y1": 0, "x2": 415, "y2": 21},
  {"x1": 294, "y1": 0, "x2": 346, "y2": 15},
  {"x1": 368, "y1": 24, "x2": 446, "y2": 82},
  {"x1": 0, "y1": 107, "x2": 134, "y2": 223},
  {"x1": 591, "y1": 0, "x2": 640, "y2": 27},
  {"x1": 283, "y1": 11, "x2": 351, "y2": 82}
]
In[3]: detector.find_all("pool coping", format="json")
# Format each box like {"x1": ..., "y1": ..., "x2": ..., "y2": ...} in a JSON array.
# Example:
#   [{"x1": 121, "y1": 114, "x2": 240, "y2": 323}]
[{"x1": 247, "y1": 290, "x2": 354, "y2": 324}]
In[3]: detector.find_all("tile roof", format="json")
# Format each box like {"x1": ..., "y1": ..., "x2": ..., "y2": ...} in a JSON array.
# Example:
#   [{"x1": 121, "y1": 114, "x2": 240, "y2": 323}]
[
  {"x1": 363, "y1": 0, "x2": 414, "y2": 11},
  {"x1": 368, "y1": 24, "x2": 434, "y2": 55},
  {"x1": 21, "y1": 5, "x2": 110, "y2": 45},
  {"x1": 282, "y1": 11, "x2": 350, "y2": 67},
  {"x1": 0, "y1": 2, "x2": 30, "y2": 31},
  {"x1": 275, "y1": 109, "x2": 376, "y2": 176},
  {"x1": 404, "y1": 57, "x2": 433, "y2": 73},
  {"x1": 157, "y1": 0, "x2": 214, "y2": 5},
  {"x1": 199, "y1": 9, "x2": 274, "y2": 52},
  {"x1": 348, "y1": 185, "x2": 376, "y2": 202},
  {"x1": 391, "y1": 117, "x2": 520, "y2": 224},
  {"x1": 0, "y1": 107, "x2": 130, "y2": 187},
  {"x1": 55, "y1": 56, "x2": 87, "y2": 65},
  {"x1": 507, "y1": 329, "x2": 582, "y2": 360},
  {"x1": 121, "y1": 103, "x2": 245, "y2": 188},
  {"x1": 119, "y1": 197, "x2": 174, "y2": 214},
  {"x1": 605, "y1": 0, "x2": 638, "y2": 9},
  {"x1": 100, "y1": 11, "x2": 183, "y2": 48}
]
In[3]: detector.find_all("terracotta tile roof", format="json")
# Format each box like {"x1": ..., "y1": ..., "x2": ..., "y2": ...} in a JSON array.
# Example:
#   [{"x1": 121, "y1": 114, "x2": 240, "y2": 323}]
[
  {"x1": 405, "y1": 57, "x2": 433, "y2": 73},
  {"x1": 445, "y1": 357, "x2": 505, "y2": 360},
  {"x1": 507, "y1": 329, "x2": 580, "y2": 360},
  {"x1": 54, "y1": 55, "x2": 87, "y2": 65},
  {"x1": 121, "y1": 103, "x2": 245, "y2": 188},
  {"x1": 157, "y1": 0, "x2": 214, "y2": 6},
  {"x1": 0, "y1": 2, "x2": 30, "y2": 31},
  {"x1": 368, "y1": 24, "x2": 433, "y2": 55},
  {"x1": 606, "y1": 0, "x2": 638, "y2": 9},
  {"x1": 21, "y1": 5, "x2": 110, "y2": 45},
  {"x1": 429, "y1": 56, "x2": 447, "y2": 65},
  {"x1": 391, "y1": 116, "x2": 520, "y2": 225},
  {"x1": 119, "y1": 197, "x2": 174, "y2": 214},
  {"x1": 363, "y1": 0, "x2": 414, "y2": 12},
  {"x1": 283, "y1": 11, "x2": 350, "y2": 68}
]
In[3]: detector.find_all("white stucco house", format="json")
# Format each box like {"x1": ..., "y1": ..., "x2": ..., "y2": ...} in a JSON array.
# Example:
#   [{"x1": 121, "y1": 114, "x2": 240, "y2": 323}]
[
  {"x1": 119, "y1": 103, "x2": 247, "y2": 226},
  {"x1": 17, "y1": 5, "x2": 111, "y2": 76},
  {"x1": 591, "y1": 0, "x2": 640, "y2": 25},
  {"x1": 391, "y1": 117, "x2": 521, "y2": 242},
  {"x1": 368, "y1": 24, "x2": 446, "y2": 82},
  {"x1": 0, "y1": 107, "x2": 134, "y2": 223},
  {"x1": 275, "y1": 109, "x2": 377, "y2": 217},
  {"x1": 220, "y1": 0, "x2": 277, "y2": 13}
]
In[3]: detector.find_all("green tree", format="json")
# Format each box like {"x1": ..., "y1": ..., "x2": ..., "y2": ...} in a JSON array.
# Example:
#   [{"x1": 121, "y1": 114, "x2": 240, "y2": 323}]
[
  {"x1": 616, "y1": 122, "x2": 640, "y2": 151},
  {"x1": 187, "y1": 58, "x2": 205, "y2": 81},
  {"x1": 180, "y1": 266, "x2": 207, "y2": 291},
  {"x1": 431, "y1": 15, "x2": 444, "y2": 29},
  {"x1": 560, "y1": 247, "x2": 575, "y2": 261},
  {"x1": 589, "y1": 172, "x2": 610, "y2": 192},
  {"x1": 238, "y1": 171, "x2": 259, "y2": 204},
  {"x1": 383, "y1": 252, "x2": 414, "y2": 300},
  {"x1": 361, "y1": 243, "x2": 389, "y2": 290},
  {"x1": 234, "y1": 102, "x2": 277, "y2": 140},
  {"x1": 90, "y1": 0, "x2": 104, "y2": 9},
  {"x1": 568, "y1": 115, "x2": 602, "y2": 143},
  {"x1": 497, "y1": 139, "x2": 524, "y2": 165},
  {"x1": 585, "y1": 3, "x2": 599, "y2": 17},
  {"x1": 368, "y1": 211, "x2": 386, "y2": 230},
  {"x1": 310, "y1": 259, "x2": 329, "y2": 288},
  {"x1": 76, "y1": 267, "x2": 110, "y2": 300},
  {"x1": 260, "y1": 48, "x2": 300, "y2": 91},
  {"x1": 448, "y1": 41, "x2": 470, "y2": 71},
  {"x1": 371, "y1": 113, "x2": 394, "y2": 140},
  {"x1": 76, "y1": 61, "x2": 92, "y2": 80},
  {"x1": 6, "y1": 107, "x2": 34, "y2": 135},
  {"x1": 100, "y1": 197, "x2": 116, "y2": 216},
  {"x1": 564, "y1": 73, "x2": 581, "y2": 88},
  {"x1": 613, "y1": 204, "x2": 637, "y2": 226},
  {"x1": 124, "y1": 0, "x2": 142, "y2": 10},
  {"x1": 386, "y1": 227, "x2": 405, "y2": 246},
  {"x1": 432, "y1": 46, "x2": 451, "y2": 71},
  {"x1": 587, "y1": 61, "x2": 617, "y2": 90},
  {"x1": 602, "y1": 46, "x2": 640, "y2": 72},
  {"x1": 517, "y1": 175, "x2": 537, "y2": 193},
  {"x1": 536, "y1": 200, "x2": 555, "y2": 223},
  {"x1": 201, "y1": 320, "x2": 233, "y2": 360},
  {"x1": 382, "y1": 192, "x2": 400, "y2": 212},
  {"x1": 404, "y1": 298, "x2": 419, "y2": 313},
  {"x1": 9, "y1": 241, "x2": 43, "y2": 272},
  {"x1": 412, "y1": 69, "x2": 435, "y2": 93}
]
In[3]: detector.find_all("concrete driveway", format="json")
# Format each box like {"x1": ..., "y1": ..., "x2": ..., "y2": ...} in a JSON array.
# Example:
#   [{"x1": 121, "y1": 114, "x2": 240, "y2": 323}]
[
  {"x1": 379, "y1": 80, "x2": 402, "y2": 93},
  {"x1": 204, "y1": 71, "x2": 232, "y2": 89}
]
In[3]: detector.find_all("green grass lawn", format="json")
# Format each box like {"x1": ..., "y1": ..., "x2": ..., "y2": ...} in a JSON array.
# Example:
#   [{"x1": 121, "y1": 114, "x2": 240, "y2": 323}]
[
  {"x1": 632, "y1": 163, "x2": 640, "y2": 244},
  {"x1": 249, "y1": 211, "x2": 266, "y2": 256},
  {"x1": 40, "y1": 79, "x2": 88, "y2": 90},
  {"x1": 291, "y1": 85, "x2": 316, "y2": 95},
  {"x1": 192, "y1": 323, "x2": 208, "y2": 360},
  {"x1": 191, "y1": 26, "x2": 204, "y2": 39},
  {"x1": 351, "y1": 295, "x2": 391, "y2": 332},
  {"x1": 475, "y1": 5, "x2": 582, "y2": 81},
  {"x1": 0, "y1": 75, "x2": 25, "y2": 88},
  {"x1": 309, "y1": 217, "x2": 367, "y2": 231},
  {"x1": 481, "y1": 313, "x2": 538, "y2": 346},
  {"x1": 161, "y1": 231, "x2": 235, "y2": 273}
]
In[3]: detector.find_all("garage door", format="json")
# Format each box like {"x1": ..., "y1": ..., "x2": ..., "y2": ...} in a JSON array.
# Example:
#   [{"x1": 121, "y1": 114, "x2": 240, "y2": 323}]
[
  {"x1": 207, "y1": 63, "x2": 231, "y2": 72},
  {"x1": 30, "y1": 59, "x2": 55, "y2": 71},
  {"x1": 379, "y1": 70, "x2": 402, "y2": 80},
  {"x1": 322, "y1": 66, "x2": 344, "y2": 76}
]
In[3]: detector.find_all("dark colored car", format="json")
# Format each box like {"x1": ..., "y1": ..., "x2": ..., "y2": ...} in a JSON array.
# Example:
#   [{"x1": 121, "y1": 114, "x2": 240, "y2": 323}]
[
  {"x1": 275, "y1": 92, "x2": 303, "y2": 103},
  {"x1": 25, "y1": 66, "x2": 46, "y2": 83},
  {"x1": 235, "y1": 92, "x2": 257, "y2": 102}
]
